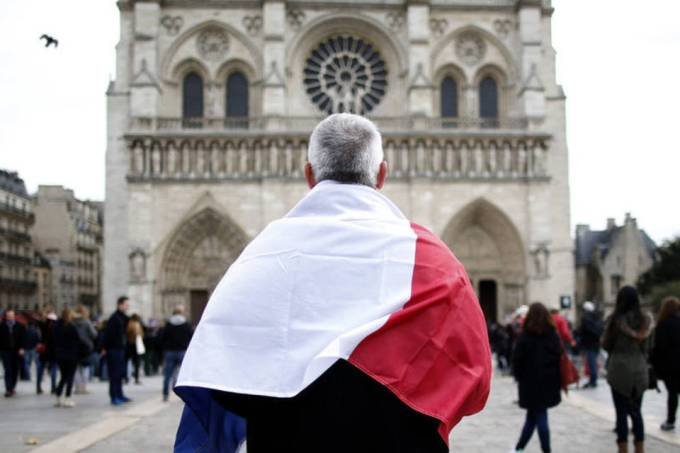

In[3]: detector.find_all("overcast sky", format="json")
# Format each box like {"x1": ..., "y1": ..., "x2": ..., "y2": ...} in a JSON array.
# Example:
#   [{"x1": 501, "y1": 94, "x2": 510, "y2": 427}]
[{"x1": 0, "y1": 0, "x2": 678, "y2": 242}]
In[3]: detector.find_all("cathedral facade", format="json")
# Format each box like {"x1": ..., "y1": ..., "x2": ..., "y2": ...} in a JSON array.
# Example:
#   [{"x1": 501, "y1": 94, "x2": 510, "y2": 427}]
[{"x1": 105, "y1": 0, "x2": 573, "y2": 323}]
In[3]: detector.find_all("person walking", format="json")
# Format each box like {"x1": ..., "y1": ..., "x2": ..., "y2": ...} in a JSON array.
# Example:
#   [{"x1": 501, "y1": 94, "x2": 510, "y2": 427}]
[
  {"x1": 0, "y1": 309, "x2": 27, "y2": 397},
  {"x1": 126, "y1": 313, "x2": 145, "y2": 385},
  {"x1": 651, "y1": 296, "x2": 680, "y2": 432},
  {"x1": 578, "y1": 301, "x2": 604, "y2": 388},
  {"x1": 550, "y1": 308, "x2": 576, "y2": 350},
  {"x1": 159, "y1": 306, "x2": 193, "y2": 401},
  {"x1": 73, "y1": 305, "x2": 96, "y2": 394},
  {"x1": 37, "y1": 310, "x2": 58, "y2": 394},
  {"x1": 102, "y1": 296, "x2": 131, "y2": 405},
  {"x1": 512, "y1": 302, "x2": 562, "y2": 453},
  {"x1": 22, "y1": 318, "x2": 41, "y2": 382},
  {"x1": 53, "y1": 308, "x2": 85, "y2": 408},
  {"x1": 602, "y1": 286, "x2": 653, "y2": 453}
]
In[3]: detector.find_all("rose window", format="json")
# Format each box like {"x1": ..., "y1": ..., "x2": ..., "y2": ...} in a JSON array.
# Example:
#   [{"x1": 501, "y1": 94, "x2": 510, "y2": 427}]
[{"x1": 304, "y1": 36, "x2": 388, "y2": 114}]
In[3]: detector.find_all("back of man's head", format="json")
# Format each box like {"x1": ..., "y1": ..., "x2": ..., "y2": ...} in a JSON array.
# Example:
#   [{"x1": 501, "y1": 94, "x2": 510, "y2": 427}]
[{"x1": 308, "y1": 113, "x2": 383, "y2": 187}]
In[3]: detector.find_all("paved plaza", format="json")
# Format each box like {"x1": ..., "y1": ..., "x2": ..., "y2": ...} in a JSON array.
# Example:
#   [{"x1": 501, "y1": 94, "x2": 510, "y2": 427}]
[{"x1": 1, "y1": 371, "x2": 679, "y2": 452}]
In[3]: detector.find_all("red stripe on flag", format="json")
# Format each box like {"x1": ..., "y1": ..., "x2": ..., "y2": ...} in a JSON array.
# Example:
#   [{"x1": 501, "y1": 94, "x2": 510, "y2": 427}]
[{"x1": 349, "y1": 222, "x2": 492, "y2": 444}]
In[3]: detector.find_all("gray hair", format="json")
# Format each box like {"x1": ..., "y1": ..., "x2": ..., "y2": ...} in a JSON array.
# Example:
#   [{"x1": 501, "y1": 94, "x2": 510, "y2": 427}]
[{"x1": 308, "y1": 113, "x2": 384, "y2": 187}]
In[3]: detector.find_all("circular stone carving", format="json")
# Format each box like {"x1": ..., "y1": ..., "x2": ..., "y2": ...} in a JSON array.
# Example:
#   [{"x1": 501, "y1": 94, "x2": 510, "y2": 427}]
[
  {"x1": 197, "y1": 28, "x2": 229, "y2": 61},
  {"x1": 303, "y1": 36, "x2": 388, "y2": 114},
  {"x1": 455, "y1": 32, "x2": 486, "y2": 66}
]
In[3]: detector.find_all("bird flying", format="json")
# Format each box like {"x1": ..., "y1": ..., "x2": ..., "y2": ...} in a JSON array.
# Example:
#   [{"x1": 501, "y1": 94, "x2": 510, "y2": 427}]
[{"x1": 40, "y1": 35, "x2": 58, "y2": 48}]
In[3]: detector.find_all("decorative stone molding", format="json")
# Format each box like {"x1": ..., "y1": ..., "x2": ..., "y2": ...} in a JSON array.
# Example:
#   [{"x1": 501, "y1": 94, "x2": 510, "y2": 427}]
[
  {"x1": 125, "y1": 133, "x2": 550, "y2": 182},
  {"x1": 242, "y1": 15, "x2": 262, "y2": 36},
  {"x1": 287, "y1": 9, "x2": 306, "y2": 31},
  {"x1": 455, "y1": 32, "x2": 487, "y2": 67},
  {"x1": 386, "y1": 12, "x2": 405, "y2": 32},
  {"x1": 429, "y1": 18, "x2": 448, "y2": 38},
  {"x1": 493, "y1": 19, "x2": 513, "y2": 39},
  {"x1": 531, "y1": 243, "x2": 550, "y2": 278},
  {"x1": 160, "y1": 15, "x2": 184, "y2": 36},
  {"x1": 196, "y1": 28, "x2": 229, "y2": 61},
  {"x1": 129, "y1": 249, "x2": 147, "y2": 282}
]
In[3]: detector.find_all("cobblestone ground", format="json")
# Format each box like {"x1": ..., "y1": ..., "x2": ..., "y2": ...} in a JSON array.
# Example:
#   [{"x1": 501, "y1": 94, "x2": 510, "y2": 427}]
[{"x1": 1, "y1": 370, "x2": 678, "y2": 452}]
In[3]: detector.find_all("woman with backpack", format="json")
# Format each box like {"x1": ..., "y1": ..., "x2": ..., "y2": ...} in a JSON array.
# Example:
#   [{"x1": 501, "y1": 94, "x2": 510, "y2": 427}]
[
  {"x1": 602, "y1": 286, "x2": 653, "y2": 453},
  {"x1": 651, "y1": 296, "x2": 680, "y2": 432},
  {"x1": 53, "y1": 307, "x2": 88, "y2": 408},
  {"x1": 512, "y1": 302, "x2": 562, "y2": 453}
]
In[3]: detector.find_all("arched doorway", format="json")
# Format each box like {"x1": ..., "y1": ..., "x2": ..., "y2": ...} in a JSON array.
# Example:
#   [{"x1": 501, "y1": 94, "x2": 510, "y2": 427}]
[
  {"x1": 160, "y1": 208, "x2": 249, "y2": 325},
  {"x1": 442, "y1": 199, "x2": 526, "y2": 322}
]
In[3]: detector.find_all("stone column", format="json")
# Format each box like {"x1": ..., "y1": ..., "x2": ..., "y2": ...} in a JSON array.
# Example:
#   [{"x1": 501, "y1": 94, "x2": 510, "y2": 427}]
[
  {"x1": 517, "y1": 0, "x2": 546, "y2": 122},
  {"x1": 407, "y1": 0, "x2": 433, "y2": 119},
  {"x1": 262, "y1": 0, "x2": 286, "y2": 130},
  {"x1": 129, "y1": 0, "x2": 160, "y2": 118}
]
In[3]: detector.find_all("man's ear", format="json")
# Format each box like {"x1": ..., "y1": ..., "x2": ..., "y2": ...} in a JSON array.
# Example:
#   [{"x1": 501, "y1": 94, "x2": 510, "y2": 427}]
[
  {"x1": 304, "y1": 162, "x2": 317, "y2": 189},
  {"x1": 375, "y1": 161, "x2": 388, "y2": 190}
]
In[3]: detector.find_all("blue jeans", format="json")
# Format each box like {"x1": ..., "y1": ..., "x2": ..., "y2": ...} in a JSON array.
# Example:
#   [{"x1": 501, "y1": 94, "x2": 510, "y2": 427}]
[
  {"x1": 107, "y1": 349, "x2": 126, "y2": 401},
  {"x1": 163, "y1": 350, "x2": 185, "y2": 397},
  {"x1": 37, "y1": 357, "x2": 58, "y2": 392},
  {"x1": 516, "y1": 408, "x2": 551, "y2": 452},
  {"x1": 585, "y1": 349, "x2": 599, "y2": 385},
  {"x1": 22, "y1": 349, "x2": 37, "y2": 380},
  {"x1": 612, "y1": 389, "x2": 644, "y2": 442},
  {"x1": 1, "y1": 351, "x2": 20, "y2": 393}
]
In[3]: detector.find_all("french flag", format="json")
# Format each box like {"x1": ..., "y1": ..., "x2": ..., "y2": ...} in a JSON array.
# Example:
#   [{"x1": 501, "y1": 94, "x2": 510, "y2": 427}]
[{"x1": 174, "y1": 181, "x2": 491, "y2": 452}]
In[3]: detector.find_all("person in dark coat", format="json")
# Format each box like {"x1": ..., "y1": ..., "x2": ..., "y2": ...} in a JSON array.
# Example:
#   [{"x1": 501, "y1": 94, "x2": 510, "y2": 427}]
[
  {"x1": 602, "y1": 286, "x2": 652, "y2": 453},
  {"x1": 0, "y1": 309, "x2": 27, "y2": 397},
  {"x1": 512, "y1": 302, "x2": 562, "y2": 453},
  {"x1": 577, "y1": 301, "x2": 604, "y2": 388},
  {"x1": 102, "y1": 296, "x2": 130, "y2": 405},
  {"x1": 53, "y1": 308, "x2": 84, "y2": 407},
  {"x1": 37, "y1": 310, "x2": 59, "y2": 394},
  {"x1": 651, "y1": 296, "x2": 680, "y2": 432},
  {"x1": 159, "y1": 306, "x2": 193, "y2": 401}
]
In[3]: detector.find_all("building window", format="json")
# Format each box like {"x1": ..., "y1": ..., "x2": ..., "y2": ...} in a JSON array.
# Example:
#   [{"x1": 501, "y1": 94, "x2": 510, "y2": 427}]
[
  {"x1": 479, "y1": 76, "x2": 498, "y2": 122},
  {"x1": 440, "y1": 76, "x2": 458, "y2": 119},
  {"x1": 226, "y1": 72, "x2": 249, "y2": 118},
  {"x1": 182, "y1": 72, "x2": 204, "y2": 119},
  {"x1": 303, "y1": 36, "x2": 387, "y2": 114}
]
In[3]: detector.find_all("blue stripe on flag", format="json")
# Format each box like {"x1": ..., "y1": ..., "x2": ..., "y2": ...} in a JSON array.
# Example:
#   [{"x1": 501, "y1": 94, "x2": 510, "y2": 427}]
[{"x1": 174, "y1": 386, "x2": 246, "y2": 453}]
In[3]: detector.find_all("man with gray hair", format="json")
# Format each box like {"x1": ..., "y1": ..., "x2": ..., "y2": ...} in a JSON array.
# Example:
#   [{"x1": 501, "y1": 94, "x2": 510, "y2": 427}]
[{"x1": 174, "y1": 113, "x2": 491, "y2": 453}]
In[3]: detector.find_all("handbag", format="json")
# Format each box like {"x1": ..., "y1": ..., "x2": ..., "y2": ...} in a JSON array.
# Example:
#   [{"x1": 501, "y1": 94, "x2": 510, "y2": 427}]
[
  {"x1": 560, "y1": 349, "x2": 579, "y2": 392},
  {"x1": 135, "y1": 334, "x2": 146, "y2": 355}
]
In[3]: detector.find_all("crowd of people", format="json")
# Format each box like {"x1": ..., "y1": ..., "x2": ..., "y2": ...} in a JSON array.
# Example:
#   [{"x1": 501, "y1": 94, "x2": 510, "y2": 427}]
[
  {"x1": 2, "y1": 288, "x2": 679, "y2": 452},
  {"x1": 488, "y1": 288, "x2": 680, "y2": 453},
  {"x1": 0, "y1": 296, "x2": 193, "y2": 407}
]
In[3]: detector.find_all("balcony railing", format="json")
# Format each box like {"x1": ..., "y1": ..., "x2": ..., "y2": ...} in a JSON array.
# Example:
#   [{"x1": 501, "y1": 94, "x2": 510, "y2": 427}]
[
  {"x1": 129, "y1": 116, "x2": 530, "y2": 134},
  {"x1": 126, "y1": 134, "x2": 550, "y2": 182}
]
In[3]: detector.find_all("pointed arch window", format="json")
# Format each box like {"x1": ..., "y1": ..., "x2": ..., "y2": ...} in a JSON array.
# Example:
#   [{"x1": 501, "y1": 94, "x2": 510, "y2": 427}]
[
  {"x1": 479, "y1": 76, "x2": 498, "y2": 125},
  {"x1": 182, "y1": 72, "x2": 204, "y2": 122},
  {"x1": 226, "y1": 72, "x2": 249, "y2": 128},
  {"x1": 440, "y1": 76, "x2": 458, "y2": 118}
]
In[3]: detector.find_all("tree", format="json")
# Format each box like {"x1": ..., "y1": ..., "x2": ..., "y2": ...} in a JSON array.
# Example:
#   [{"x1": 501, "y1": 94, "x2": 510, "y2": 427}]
[{"x1": 637, "y1": 236, "x2": 680, "y2": 310}]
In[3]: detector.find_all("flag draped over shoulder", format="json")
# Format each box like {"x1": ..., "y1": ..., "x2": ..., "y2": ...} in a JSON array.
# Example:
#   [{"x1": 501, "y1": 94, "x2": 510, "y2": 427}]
[{"x1": 174, "y1": 181, "x2": 491, "y2": 452}]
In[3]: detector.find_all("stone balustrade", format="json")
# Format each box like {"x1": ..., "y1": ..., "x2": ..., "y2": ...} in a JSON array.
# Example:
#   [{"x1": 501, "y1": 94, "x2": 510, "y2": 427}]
[
  {"x1": 125, "y1": 134, "x2": 551, "y2": 182},
  {"x1": 128, "y1": 116, "x2": 531, "y2": 134}
]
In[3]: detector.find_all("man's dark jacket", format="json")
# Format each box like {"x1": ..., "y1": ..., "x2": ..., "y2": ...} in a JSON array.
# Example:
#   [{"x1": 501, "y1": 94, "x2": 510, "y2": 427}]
[
  {"x1": 0, "y1": 321, "x2": 27, "y2": 352},
  {"x1": 578, "y1": 311, "x2": 604, "y2": 351},
  {"x1": 103, "y1": 310, "x2": 129, "y2": 350},
  {"x1": 212, "y1": 360, "x2": 447, "y2": 453},
  {"x1": 160, "y1": 314, "x2": 193, "y2": 351}
]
